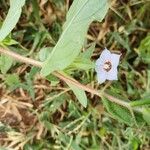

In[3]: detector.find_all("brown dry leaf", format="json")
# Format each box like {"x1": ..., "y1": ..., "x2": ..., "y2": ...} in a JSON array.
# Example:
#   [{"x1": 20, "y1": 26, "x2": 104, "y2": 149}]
[
  {"x1": 5, "y1": 131, "x2": 35, "y2": 150},
  {"x1": 95, "y1": 104, "x2": 105, "y2": 118},
  {"x1": 36, "y1": 122, "x2": 47, "y2": 139},
  {"x1": 39, "y1": 0, "x2": 56, "y2": 25},
  {"x1": 0, "y1": 95, "x2": 34, "y2": 130},
  {"x1": 97, "y1": 20, "x2": 110, "y2": 41}
]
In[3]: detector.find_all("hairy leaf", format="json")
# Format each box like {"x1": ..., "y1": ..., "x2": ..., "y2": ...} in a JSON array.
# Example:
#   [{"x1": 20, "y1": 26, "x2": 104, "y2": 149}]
[
  {"x1": 41, "y1": 0, "x2": 109, "y2": 76},
  {"x1": 39, "y1": 47, "x2": 53, "y2": 62},
  {"x1": 0, "y1": 0, "x2": 25, "y2": 41},
  {"x1": 0, "y1": 54, "x2": 13, "y2": 74},
  {"x1": 5, "y1": 74, "x2": 20, "y2": 88},
  {"x1": 67, "y1": 82, "x2": 87, "y2": 107},
  {"x1": 102, "y1": 96, "x2": 133, "y2": 126}
]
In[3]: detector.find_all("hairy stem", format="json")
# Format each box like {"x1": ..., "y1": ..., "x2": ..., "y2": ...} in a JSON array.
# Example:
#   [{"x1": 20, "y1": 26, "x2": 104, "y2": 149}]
[{"x1": 0, "y1": 47, "x2": 130, "y2": 108}]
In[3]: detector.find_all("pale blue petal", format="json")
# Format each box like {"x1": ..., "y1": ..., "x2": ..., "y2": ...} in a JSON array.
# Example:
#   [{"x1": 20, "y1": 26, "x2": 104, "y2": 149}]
[
  {"x1": 95, "y1": 57, "x2": 103, "y2": 66},
  {"x1": 95, "y1": 48, "x2": 111, "y2": 68},
  {"x1": 111, "y1": 53, "x2": 121, "y2": 68},
  {"x1": 106, "y1": 67, "x2": 118, "y2": 80},
  {"x1": 97, "y1": 70, "x2": 106, "y2": 84},
  {"x1": 95, "y1": 58, "x2": 103, "y2": 72},
  {"x1": 99, "y1": 48, "x2": 111, "y2": 62},
  {"x1": 95, "y1": 48, "x2": 120, "y2": 84}
]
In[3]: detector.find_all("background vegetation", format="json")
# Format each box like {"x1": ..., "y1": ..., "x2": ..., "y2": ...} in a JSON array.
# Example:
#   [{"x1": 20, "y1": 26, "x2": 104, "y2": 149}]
[{"x1": 0, "y1": 0, "x2": 150, "y2": 150}]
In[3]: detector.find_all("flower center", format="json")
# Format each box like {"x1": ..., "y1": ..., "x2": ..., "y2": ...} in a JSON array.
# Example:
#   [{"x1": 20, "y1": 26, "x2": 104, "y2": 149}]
[{"x1": 103, "y1": 61, "x2": 112, "y2": 72}]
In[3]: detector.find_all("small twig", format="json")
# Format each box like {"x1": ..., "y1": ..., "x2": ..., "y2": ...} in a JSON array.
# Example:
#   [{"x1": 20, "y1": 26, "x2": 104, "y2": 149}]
[
  {"x1": 0, "y1": 47, "x2": 42, "y2": 67},
  {"x1": 0, "y1": 47, "x2": 130, "y2": 109}
]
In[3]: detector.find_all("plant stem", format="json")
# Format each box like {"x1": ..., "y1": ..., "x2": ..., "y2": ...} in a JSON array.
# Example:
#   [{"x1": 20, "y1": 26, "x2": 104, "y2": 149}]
[{"x1": 0, "y1": 47, "x2": 130, "y2": 108}]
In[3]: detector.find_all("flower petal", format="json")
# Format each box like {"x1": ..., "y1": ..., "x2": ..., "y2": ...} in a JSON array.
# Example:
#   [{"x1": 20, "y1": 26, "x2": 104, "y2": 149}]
[
  {"x1": 106, "y1": 67, "x2": 118, "y2": 80},
  {"x1": 97, "y1": 69, "x2": 106, "y2": 84},
  {"x1": 95, "y1": 48, "x2": 120, "y2": 84},
  {"x1": 111, "y1": 53, "x2": 121, "y2": 68},
  {"x1": 95, "y1": 58, "x2": 103, "y2": 72},
  {"x1": 99, "y1": 48, "x2": 111, "y2": 62}
]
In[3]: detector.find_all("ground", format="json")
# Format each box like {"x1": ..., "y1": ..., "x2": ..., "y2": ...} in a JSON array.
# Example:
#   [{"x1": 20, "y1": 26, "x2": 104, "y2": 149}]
[{"x1": 0, "y1": 0, "x2": 150, "y2": 150}]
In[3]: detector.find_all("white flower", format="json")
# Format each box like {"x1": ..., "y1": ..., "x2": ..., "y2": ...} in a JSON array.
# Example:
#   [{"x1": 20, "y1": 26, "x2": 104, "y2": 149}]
[{"x1": 95, "y1": 48, "x2": 121, "y2": 84}]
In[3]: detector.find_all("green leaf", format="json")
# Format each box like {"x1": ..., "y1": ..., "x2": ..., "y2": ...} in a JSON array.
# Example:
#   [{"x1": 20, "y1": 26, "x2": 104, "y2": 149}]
[
  {"x1": 0, "y1": 54, "x2": 13, "y2": 74},
  {"x1": 44, "y1": 94, "x2": 67, "y2": 113},
  {"x1": 66, "y1": 43, "x2": 96, "y2": 71},
  {"x1": 79, "y1": 42, "x2": 96, "y2": 59},
  {"x1": 46, "y1": 74, "x2": 59, "y2": 86},
  {"x1": 142, "y1": 108, "x2": 150, "y2": 125},
  {"x1": 67, "y1": 81, "x2": 87, "y2": 108},
  {"x1": 41, "y1": 0, "x2": 109, "y2": 76},
  {"x1": 5, "y1": 74, "x2": 20, "y2": 88},
  {"x1": 130, "y1": 97, "x2": 150, "y2": 107},
  {"x1": 0, "y1": 0, "x2": 25, "y2": 41},
  {"x1": 102, "y1": 92, "x2": 147, "y2": 125},
  {"x1": 1, "y1": 36, "x2": 18, "y2": 46},
  {"x1": 39, "y1": 47, "x2": 53, "y2": 62},
  {"x1": 138, "y1": 34, "x2": 150, "y2": 63},
  {"x1": 58, "y1": 133, "x2": 82, "y2": 150},
  {"x1": 25, "y1": 67, "x2": 39, "y2": 100},
  {"x1": 130, "y1": 137, "x2": 140, "y2": 150},
  {"x1": 70, "y1": 57, "x2": 95, "y2": 71},
  {"x1": 61, "y1": 72, "x2": 87, "y2": 107},
  {"x1": 112, "y1": 32, "x2": 130, "y2": 52},
  {"x1": 102, "y1": 96, "x2": 133, "y2": 126}
]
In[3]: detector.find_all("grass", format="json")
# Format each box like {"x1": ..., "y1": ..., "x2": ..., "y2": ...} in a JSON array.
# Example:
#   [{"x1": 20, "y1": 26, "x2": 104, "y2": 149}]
[{"x1": 0, "y1": 0, "x2": 150, "y2": 149}]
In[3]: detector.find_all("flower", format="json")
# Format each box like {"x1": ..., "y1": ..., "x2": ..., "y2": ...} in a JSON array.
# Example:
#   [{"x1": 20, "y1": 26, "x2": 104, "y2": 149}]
[{"x1": 95, "y1": 48, "x2": 121, "y2": 84}]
